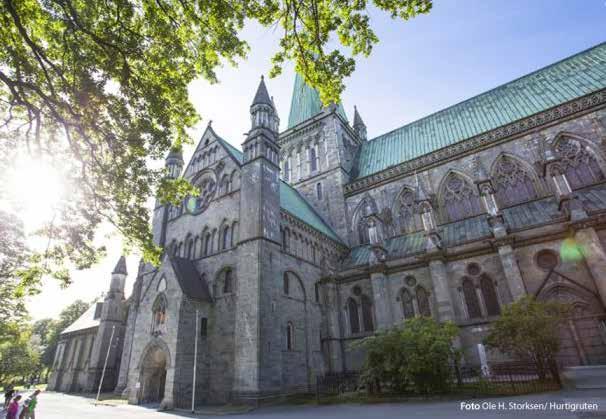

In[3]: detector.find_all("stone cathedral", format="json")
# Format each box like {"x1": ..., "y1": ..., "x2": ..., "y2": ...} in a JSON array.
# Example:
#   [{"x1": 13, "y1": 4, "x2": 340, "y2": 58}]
[{"x1": 48, "y1": 43, "x2": 606, "y2": 408}]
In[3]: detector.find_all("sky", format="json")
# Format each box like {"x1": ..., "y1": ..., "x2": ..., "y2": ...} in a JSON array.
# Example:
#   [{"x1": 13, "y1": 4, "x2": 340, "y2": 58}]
[{"x1": 25, "y1": 0, "x2": 606, "y2": 320}]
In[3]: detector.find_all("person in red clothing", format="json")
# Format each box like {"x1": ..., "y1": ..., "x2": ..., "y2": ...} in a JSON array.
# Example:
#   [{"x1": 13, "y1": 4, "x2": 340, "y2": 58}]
[{"x1": 6, "y1": 394, "x2": 22, "y2": 419}]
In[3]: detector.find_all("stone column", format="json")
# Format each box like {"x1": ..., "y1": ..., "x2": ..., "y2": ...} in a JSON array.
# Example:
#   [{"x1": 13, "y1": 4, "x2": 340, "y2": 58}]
[
  {"x1": 496, "y1": 244, "x2": 527, "y2": 300},
  {"x1": 370, "y1": 270, "x2": 393, "y2": 329},
  {"x1": 325, "y1": 281, "x2": 344, "y2": 373},
  {"x1": 574, "y1": 226, "x2": 606, "y2": 307},
  {"x1": 160, "y1": 366, "x2": 175, "y2": 410},
  {"x1": 428, "y1": 258, "x2": 455, "y2": 321}
]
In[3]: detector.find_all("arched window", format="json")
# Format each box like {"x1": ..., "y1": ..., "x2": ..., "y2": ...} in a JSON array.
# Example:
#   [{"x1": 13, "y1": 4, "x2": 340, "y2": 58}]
[
  {"x1": 416, "y1": 286, "x2": 431, "y2": 317},
  {"x1": 358, "y1": 218, "x2": 370, "y2": 244},
  {"x1": 442, "y1": 173, "x2": 483, "y2": 222},
  {"x1": 211, "y1": 229, "x2": 217, "y2": 253},
  {"x1": 222, "y1": 226, "x2": 230, "y2": 250},
  {"x1": 230, "y1": 170, "x2": 240, "y2": 190},
  {"x1": 200, "y1": 317, "x2": 208, "y2": 337},
  {"x1": 283, "y1": 273, "x2": 289, "y2": 295},
  {"x1": 316, "y1": 182, "x2": 323, "y2": 200},
  {"x1": 314, "y1": 282, "x2": 320, "y2": 303},
  {"x1": 220, "y1": 175, "x2": 230, "y2": 195},
  {"x1": 310, "y1": 146, "x2": 318, "y2": 172},
  {"x1": 462, "y1": 278, "x2": 482, "y2": 319},
  {"x1": 204, "y1": 233, "x2": 211, "y2": 256},
  {"x1": 347, "y1": 298, "x2": 360, "y2": 334},
  {"x1": 282, "y1": 228, "x2": 290, "y2": 252},
  {"x1": 151, "y1": 295, "x2": 167, "y2": 335},
  {"x1": 492, "y1": 156, "x2": 538, "y2": 207},
  {"x1": 396, "y1": 188, "x2": 422, "y2": 234},
  {"x1": 361, "y1": 295, "x2": 374, "y2": 332},
  {"x1": 284, "y1": 158, "x2": 291, "y2": 182},
  {"x1": 480, "y1": 276, "x2": 500, "y2": 316},
  {"x1": 401, "y1": 288, "x2": 415, "y2": 319},
  {"x1": 187, "y1": 237, "x2": 194, "y2": 259},
  {"x1": 555, "y1": 137, "x2": 604, "y2": 190},
  {"x1": 223, "y1": 269, "x2": 233, "y2": 294},
  {"x1": 286, "y1": 322, "x2": 295, "y2": 351}
]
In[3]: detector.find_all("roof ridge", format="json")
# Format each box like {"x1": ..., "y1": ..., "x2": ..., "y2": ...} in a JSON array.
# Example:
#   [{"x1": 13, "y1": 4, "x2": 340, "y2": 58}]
[{"x1": 368, "y1": 41, "x2": 606, "y2": 144}]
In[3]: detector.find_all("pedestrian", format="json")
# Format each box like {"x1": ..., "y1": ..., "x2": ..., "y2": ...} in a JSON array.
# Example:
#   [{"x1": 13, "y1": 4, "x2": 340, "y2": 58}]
[
  {"x1": 4, "y1": 386, "x2": 15, "y2": 409},
  {"x1": 6, "y1": 395, "x2": 21, "y2": 419},
  {"x1": 19, "y1": 390, "x2": 40, "y2": 419}
]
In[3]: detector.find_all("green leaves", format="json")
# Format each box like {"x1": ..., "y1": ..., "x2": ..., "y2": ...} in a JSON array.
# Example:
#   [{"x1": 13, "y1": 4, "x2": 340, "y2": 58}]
[
  {"x1": 356, "y1": 316, "x2": 459, "y2": 394},
  {"x1": 0, "y1": 0, "x2": 431, "y2": 285},
  {"x1": 484, "y1": 296, "x2": 569, "y2": 368}
]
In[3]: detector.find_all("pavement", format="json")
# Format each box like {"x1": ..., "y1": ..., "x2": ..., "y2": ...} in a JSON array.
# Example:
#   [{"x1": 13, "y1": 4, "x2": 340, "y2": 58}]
[{"x1": 1, "y1": 388, "x2": 605, "y2": 419}]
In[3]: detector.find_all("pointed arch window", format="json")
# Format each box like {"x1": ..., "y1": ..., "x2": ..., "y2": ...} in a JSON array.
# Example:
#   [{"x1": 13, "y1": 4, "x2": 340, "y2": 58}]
[
  {"x1": 223, "y1": 269, "x2": 233, "y2": 294},
  {"x1": 416, "y1": 286, "x2": 431, "y2": 317},
  {"x1": 361, "y1": 295, "x2": 375, "y2": 332},
  {"x1": 283, "y1": 273, "x2": 290, "y2": 295},
  {"x1": 480, "y1": 276, "x2": 500, "y2": 316},
  {"x1": 310, "y1": 146, "x2": 318, "y2": 172},
  {"x1": 442, "y1": 173, "x2": 483, "y2": 222},
  {"x1": 347, "y1": 298, "x2": 360, "y2": 334},
  {"x1": 316, "y1": 182, "x2": 323, "y2": 200},
  {"x1": 401, "y1": 289, "x2": 415, "y2": 319},
  {"x1": 286, "y1": 322, "x2": 295, "y2": 351},
  {"x1": 204, "y1": 233, "x2": 211, "y2": 256},
  {"x1": 358, "y1": 219, "x2": 370, "y2": 245},
  {"x1": 222, "y1": 226, "x2": 231, "y2": 250},
  {"x1": 151, "y1": 295, "x2": 167, "y2": 335},
  {"x1": 462, "y1": 278, "x2": 482, "y2": 319},
  {"x1": 555, "y1": 137, "x2": 604, "y2": 190},
  {"x1": 492, "y1": 156, "x2": 538, "y2": 207},
  {"x1": 397, "y1": 189, "x2": 421, "y2": 234}
]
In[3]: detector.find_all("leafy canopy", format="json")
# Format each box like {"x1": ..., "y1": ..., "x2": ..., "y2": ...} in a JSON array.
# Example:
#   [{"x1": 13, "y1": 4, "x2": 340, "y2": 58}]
[
  {"x1": 484, "y1": 296, "x2": 569, "y2": 369},
  {"x1": 0, "y1": 0, "x2": 432, "y2": 285},
  {"x1": 356, "y1": 317, "x2": 459, "y2": 394}
]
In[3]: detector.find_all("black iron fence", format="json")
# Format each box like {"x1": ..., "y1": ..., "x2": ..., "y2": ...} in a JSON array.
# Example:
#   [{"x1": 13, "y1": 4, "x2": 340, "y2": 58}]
[{"x1": 315, "y1": 361, "x2": 560, "y2": 401}]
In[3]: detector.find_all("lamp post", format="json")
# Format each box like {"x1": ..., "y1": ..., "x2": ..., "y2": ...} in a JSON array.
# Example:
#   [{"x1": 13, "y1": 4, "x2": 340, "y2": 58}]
[
  {"x1": 192, "y1": 308, "x2": 199, "y2": 413},
  {"x1": 95, "y1": 325, "x2": 116, "y2": 403}
]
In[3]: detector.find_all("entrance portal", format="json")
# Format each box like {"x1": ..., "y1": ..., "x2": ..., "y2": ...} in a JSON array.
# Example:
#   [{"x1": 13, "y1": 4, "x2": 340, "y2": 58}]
[{"x1": 139, "y1": 346, "x2": 168, "y2": 404}]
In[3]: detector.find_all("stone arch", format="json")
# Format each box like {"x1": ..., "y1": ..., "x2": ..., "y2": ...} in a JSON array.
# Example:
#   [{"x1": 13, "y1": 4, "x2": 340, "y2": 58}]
[
  {"x1": 352, "y1": 194, "x2": 379, "y2": 245},
  {"x1": 552, "y1": 132, "x2": 605, "y2": 190},
  {"x1": 479, "y1": 274, "x2": 500, "y2": 316},
  {"x1": 461, "y1": 277, "x2": 482, "y2": 319},
  {"x1": 230, "y1": 169, "x2": 240, "y2": 190},
  {"x1": 490, "y1": 153, "x2": 541, "y2": 207},
  {"x1": 283, "y1": 271, "x2": 306, "y2": 301},
  {"x1": 392, "y1": 185, "x2": 423, "y2": 234},
  {"x1": 438, "y1": 170, "x2": 484, "y2": 223},
  {"x1": 400, "y1": 287, "x2": 415, "y2": 319},
  {"x1": 215, "y1": 266, "x2": 235, "y2": 295},
  {"x1": 415, "y1": 285, "x2": 431, "y2": 317},
  {"x1": 347, "y1": 297, "x2": 360, "y2": 334},
  {"x1": 137, "y1": 340, "x2": 170, "y2": 404}
]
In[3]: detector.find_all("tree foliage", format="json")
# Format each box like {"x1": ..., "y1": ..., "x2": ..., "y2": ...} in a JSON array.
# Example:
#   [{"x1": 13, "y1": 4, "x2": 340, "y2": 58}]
[
  {"x1": 484, "y1": 296, "x2": 569, "y2": 376},
  {"x1": 356, "y1": 317, "x2": 459, "y2": 394},
  {"x1": 0, "y1": 0, "x2": 432, "y2": 286},
  {"x1": 0, "y1": 323, "x2": 40, "y2": 386}
]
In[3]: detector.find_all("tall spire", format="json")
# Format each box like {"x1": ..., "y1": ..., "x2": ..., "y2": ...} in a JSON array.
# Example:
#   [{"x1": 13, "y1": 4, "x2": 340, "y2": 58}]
[
  {"x1": 112, "y1": 255, "x2": 128, "y2": 275},
  {"x1": 287, "y1": 73, "x2": 348, "y2": 129},
  {"x1": 251, "y1": 75, "x2": 272, "y2": 107},
  {"x1": 353, "y1": 105, "x2": 367, "y2": 141}
]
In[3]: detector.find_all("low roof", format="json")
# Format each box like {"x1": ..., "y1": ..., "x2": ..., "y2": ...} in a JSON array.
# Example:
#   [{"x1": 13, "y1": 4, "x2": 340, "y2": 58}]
[
  {"x1": 60, "y1": 303, "x2": 99, "y2": 335},
  {"x1": 169, "y1": 256, "x2": 212, "y2": 302}
]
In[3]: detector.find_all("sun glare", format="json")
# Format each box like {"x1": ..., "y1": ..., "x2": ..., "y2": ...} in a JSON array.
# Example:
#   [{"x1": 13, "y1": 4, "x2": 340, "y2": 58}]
[{"x1": 3, "y1": 156, "x2": 66, "y2": 234}]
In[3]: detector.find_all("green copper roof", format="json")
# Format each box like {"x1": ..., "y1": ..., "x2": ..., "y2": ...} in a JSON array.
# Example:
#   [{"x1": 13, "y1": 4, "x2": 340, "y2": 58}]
[
  {"x1": 287, "y1": 73, "x2": 348, "y2": 128},
  {"x1": 356, "y1": 42, "x2": 606, "y2": 179},
  {"x1": 213, "y1": 133, "x2": 343, "y2": 243}
]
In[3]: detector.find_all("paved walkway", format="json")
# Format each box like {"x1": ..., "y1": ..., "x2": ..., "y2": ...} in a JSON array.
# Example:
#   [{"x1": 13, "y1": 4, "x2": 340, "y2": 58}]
[{"x1": 1, "y1": 389, "x2": 605, "y2": 418}]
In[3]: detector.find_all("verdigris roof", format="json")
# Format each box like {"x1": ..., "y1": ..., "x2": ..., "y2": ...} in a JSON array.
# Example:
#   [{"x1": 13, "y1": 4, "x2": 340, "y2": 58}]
[
  {"x1": 214, "y1": 133, "x2": 343, "y2": 243},
  {"x1": 287, "y1": 73, "x2": 348, "y2": 129},
  {"x1": 356, "y1": 42, "x2": 606, "y2": 179},
  {"x1": 61, "y1": 303, "x2": 99, "y2": 335}
]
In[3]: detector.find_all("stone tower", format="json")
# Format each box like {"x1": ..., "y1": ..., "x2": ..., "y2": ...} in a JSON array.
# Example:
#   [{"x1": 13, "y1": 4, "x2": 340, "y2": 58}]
[
  {"x1": 86, "y1": 256, "x2": 128, "y2": 392},
  {"x1": 233, "y1": 76, "x2": 282, "y2": 400},
  {"x1": 152, "y1": 148, "x2": 184, "y2": 248},
  {"x1": 279, "y1": 73, "x2": 361, "y2": 243}
]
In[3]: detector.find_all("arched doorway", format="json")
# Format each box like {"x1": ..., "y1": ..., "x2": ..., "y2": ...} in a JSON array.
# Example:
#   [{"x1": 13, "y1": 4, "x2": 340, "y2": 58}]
[{"x1": 139, "y1": 345, "x2": 168, "y2": 404}]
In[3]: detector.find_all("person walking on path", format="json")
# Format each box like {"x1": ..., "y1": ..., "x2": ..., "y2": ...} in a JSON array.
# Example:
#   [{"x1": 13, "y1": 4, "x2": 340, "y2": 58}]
[
  {"x1": 19, "y1": 390, "x2": 40, "y2": 419},
  {"x1": 6, "y1": 394, "x2": 22, "y2": 419},
  {"x1": 4, "y1": 386, "x2": 15, "y2": 409}
]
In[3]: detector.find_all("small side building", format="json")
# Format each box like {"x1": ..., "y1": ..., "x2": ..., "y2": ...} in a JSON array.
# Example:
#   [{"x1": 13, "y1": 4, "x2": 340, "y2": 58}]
[{"x1": 47, "y1": 256, "x2": 128, "y2": 393}]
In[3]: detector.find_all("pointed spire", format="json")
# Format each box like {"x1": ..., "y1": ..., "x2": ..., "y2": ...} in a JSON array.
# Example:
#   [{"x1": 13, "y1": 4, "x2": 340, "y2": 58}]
[
  {"x1": 353, "y1": 105, "x2": 365, "y2": 128},
  {"x1": 251, "y1": 75, "x2": 272, "y2": 107},
  {"x1": 112, "y1": 256, "x2": 127, "y2": 275}
]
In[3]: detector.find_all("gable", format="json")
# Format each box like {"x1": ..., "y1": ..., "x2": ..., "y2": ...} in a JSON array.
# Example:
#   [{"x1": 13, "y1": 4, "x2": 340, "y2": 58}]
[{"x1": 355, "y1": 42, "x2": 606, "y2": 180}]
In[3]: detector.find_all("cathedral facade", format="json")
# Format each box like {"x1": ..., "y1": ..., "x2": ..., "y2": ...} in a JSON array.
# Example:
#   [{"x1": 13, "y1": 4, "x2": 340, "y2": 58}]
[{"x1": 49, "y1": 43, "x2": 606, "y2": 408}]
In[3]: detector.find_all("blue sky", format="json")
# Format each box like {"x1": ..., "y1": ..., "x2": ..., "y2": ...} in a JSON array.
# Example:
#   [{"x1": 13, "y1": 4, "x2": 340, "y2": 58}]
[{"x1": 27, "y1": 0, "x2": 606, "y2": 320}]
